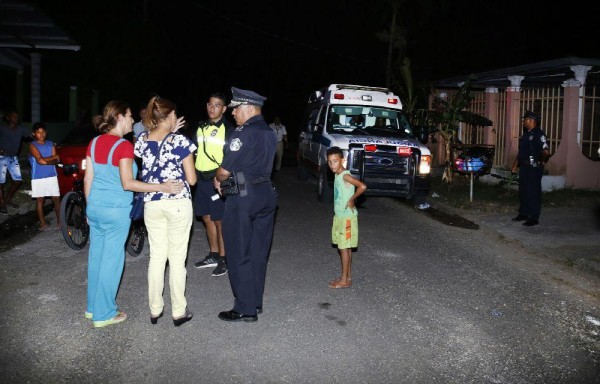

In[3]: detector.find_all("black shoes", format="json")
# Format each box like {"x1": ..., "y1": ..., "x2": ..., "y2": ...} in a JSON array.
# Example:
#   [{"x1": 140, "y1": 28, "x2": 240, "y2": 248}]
[
  {"x1": 511, "y1": 214, "x2": 528, "y2": 222},
  {"x1": 523, "y1": 219, "x2": 539, "y2": 226},
  {"x1": 194, "y1": 254, "x2": 220, "y2": 269},
  {"x1": 211, "y1": 259, "x2": 228, "y2": 277},
  {"x1": 218, "y1": 310, "x2": 258, "y2": 322},
  {"x1": 173, "y1": 310, "x2": 193, "y2": 326},
  {"x1": 150, "y1": 312, "x2": 163, "y2": 325},
  {"x1": 256, "y1": 306, "x2": 263, "y2": 315}
]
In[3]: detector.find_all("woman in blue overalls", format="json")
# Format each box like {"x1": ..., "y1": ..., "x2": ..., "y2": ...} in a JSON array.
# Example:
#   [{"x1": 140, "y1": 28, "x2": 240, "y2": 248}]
[{"x1": 84, "y1": 101, "x2": 183, "y2": 328}]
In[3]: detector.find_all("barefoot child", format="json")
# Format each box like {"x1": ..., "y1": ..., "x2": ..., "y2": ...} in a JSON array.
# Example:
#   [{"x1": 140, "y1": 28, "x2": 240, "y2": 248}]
[
  {"x1": 28, "y1": 122, "x2": 61, "y2": 230},
  {"x1": 326, "y1": 146, "x2": 366, "y2": 288}
]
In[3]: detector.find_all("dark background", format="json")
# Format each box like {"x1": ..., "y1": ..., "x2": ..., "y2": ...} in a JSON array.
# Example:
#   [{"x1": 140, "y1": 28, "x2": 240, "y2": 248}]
[{"x1": 3, "y1": 0, "x2": 599, "y2": 134}]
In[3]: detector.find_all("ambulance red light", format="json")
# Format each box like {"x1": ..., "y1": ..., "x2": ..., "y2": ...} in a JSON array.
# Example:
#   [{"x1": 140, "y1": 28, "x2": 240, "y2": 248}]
[
  {"x1": 333, "y1": 93, "x2": 345, "y2": 100},
  {"x1": 364, "y1": 144, "x2": 377, "y2": 152},
  {"x1": 387, "y1": 98, "x2": 398, "y2": 104},
  {"x1": 397, "y1": 146, "x2": 412, "y2": 156}
]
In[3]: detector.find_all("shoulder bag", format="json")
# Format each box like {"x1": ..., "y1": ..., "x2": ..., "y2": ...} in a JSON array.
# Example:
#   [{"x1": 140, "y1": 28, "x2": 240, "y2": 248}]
[{"x1": 130, "y1": 133, "x2": 172, "y2": 221}]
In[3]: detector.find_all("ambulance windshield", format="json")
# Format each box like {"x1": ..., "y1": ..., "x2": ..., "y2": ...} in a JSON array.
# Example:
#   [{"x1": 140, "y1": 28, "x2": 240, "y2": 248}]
[{"x1": 326, "y1": 106, "x2": 415, "y2": 138}]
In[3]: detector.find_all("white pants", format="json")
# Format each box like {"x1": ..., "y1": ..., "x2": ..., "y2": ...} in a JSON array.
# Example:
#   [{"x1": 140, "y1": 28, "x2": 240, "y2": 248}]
[
  {"x1": 274, "y1": 141, "x2": 284, "y2": 171},
  {"x1": 144, "y1": 198, "x2": 193, "y2": 317}
]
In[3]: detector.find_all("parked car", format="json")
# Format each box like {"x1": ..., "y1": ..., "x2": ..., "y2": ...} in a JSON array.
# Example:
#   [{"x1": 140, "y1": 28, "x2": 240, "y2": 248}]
[{"x1": 55, "y1": 124, "x2": 98, "y2": 195}]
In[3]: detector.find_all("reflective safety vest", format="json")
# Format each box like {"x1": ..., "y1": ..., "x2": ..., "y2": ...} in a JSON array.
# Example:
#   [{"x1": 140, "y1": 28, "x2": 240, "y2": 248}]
[{"x1": 195, "y1": 122, "x2": 226, "y2": 171}]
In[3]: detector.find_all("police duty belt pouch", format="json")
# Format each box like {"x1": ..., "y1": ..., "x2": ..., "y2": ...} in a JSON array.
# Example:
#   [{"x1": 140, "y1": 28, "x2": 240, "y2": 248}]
[{"x1": 220, "y1": 171, "x2": 248, "y2": 197}]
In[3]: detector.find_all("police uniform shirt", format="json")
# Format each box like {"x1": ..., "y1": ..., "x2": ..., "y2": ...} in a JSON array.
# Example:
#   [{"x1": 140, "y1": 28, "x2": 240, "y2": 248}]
[
  {"x1": 221, "y1": 115, "x2": 276, "y2": 178},
  {"x1": 517, "y1": 127, "x2": 549, "y2": 167}
]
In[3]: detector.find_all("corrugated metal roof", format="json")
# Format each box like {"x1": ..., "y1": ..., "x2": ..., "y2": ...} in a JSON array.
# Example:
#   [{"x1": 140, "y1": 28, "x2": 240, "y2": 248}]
[
  {"x1": 432, "y1": 57, "x2": 600, "y2": 89},
  {"x1": 0, "y1": 0, "x2": 80, "y2": 51}
]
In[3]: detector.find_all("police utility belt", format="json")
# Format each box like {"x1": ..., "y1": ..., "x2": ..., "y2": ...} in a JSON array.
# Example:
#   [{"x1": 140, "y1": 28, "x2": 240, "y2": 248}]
[
  {"x1": 220, "y1": 171, "x2": 271, "y2": 197},
  {"x1": 520, "y1": 156, "x2": 542, "y2": 168},
  {"x1": 198, "y1": 169, "x2": 217, "y2": 180}
]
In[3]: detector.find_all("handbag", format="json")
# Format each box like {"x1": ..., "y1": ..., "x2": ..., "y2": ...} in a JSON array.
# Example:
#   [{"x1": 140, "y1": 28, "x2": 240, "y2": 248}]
[
  {"x1": 130, "y1": 192, "x2": 145, "y2": 221},
  {"x1": 130, "y1": 133, "x2": 173, "y2": 220}
]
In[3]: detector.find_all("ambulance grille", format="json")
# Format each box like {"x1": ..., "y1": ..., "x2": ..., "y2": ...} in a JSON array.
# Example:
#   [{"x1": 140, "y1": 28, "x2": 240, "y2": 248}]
[{"x1": 348, "y1": 147, "x2": 411, "y2": 175}]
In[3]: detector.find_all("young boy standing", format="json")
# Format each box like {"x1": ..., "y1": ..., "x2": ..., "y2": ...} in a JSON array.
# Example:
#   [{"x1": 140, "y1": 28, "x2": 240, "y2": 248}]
[
  {"x1": 28, "y1": 122, "x2": 61, "y2": 230},
  {"x1": 326, "y1": 146, "x2": 366, "y2": 288}
]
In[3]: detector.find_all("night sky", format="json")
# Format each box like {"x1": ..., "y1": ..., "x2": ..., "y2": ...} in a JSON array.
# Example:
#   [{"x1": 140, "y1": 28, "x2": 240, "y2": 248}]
[{"x1": 15, "y1": 0, "x2": 600, "y2": 130}]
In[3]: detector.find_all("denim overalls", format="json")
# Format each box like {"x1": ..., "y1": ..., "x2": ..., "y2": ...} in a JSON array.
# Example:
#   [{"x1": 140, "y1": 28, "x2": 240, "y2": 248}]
[{"x1": 86, "y1": 136, "x2": 137, "y2": 322}]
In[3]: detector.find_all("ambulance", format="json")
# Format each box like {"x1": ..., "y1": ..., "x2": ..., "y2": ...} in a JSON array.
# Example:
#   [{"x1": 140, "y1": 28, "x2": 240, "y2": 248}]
[{"x1": 297, "y1": 84, "x2": 432, "y2": 202}]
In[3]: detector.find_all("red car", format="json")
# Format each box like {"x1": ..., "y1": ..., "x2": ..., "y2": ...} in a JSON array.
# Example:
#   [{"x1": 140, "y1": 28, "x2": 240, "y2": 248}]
[{"x1": 55, "y1": 124, "x2": 98, "y2": 196}]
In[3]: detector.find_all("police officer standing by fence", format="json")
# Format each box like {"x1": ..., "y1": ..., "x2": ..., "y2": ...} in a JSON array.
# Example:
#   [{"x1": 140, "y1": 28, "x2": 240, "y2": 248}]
[
  {"x1": 511, "y1": 111, "x2": 550, "y2": 226},
  {"x1": 214, "y1": 87, "x2": 277, "y2": 322}
]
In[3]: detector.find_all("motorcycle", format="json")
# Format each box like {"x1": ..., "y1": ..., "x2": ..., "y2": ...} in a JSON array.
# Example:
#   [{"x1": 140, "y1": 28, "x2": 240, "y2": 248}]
[{"x1": 58, "y1": 163, "x2": 146, "y2": 257}]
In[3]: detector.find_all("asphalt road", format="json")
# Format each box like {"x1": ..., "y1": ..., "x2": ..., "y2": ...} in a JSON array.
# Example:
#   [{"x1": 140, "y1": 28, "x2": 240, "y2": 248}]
[{"x1": 1, "y1": 167, "x2": 599, "y2": 383}]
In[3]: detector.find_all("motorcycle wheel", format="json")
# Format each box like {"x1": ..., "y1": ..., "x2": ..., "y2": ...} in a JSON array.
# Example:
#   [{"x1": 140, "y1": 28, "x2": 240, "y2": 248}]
[
  {"x1": 126, "y1": 221, "x2": 146, "y2": 257},
  {"x1": 60, "y1": 191, "x2": 89, "y2": 250}
]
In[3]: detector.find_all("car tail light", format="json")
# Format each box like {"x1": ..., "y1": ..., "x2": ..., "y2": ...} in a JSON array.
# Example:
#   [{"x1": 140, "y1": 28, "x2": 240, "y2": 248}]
[
  {"x1": 364, "y1": 144, "x2": 377, "y2": 152},
  {"x1": 387, "y1": 98, "x2": 398, "y2": 104},
  {"x1": 397, "y1": 147, "x2": 412, "y2": 156},
  {"x1": 420, "y1": 155, "x2": 432, "y2": 174},
  {"x1": 333, "y1": 93, "x2": 344, "y2": 100}
]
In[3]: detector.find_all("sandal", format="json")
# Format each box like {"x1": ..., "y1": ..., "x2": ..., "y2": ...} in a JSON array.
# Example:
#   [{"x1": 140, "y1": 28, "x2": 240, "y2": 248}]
[
  {"x1": 93, "y1": 311, "x2": 127, "y2": 328},
  {"x1": 84, "y1": 311, "x2": 93, "y2": 320}
]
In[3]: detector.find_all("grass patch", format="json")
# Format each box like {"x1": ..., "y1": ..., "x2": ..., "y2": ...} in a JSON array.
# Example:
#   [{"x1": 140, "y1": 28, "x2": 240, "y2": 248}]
[{"x1": 428, "y1": 169, "x2": 600, "y2": 214}]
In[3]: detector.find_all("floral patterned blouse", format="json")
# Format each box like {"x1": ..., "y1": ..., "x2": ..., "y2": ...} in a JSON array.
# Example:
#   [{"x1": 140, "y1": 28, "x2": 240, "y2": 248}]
[{"x1": 134, "y1": 132, "x2": 197, "y2": 202}]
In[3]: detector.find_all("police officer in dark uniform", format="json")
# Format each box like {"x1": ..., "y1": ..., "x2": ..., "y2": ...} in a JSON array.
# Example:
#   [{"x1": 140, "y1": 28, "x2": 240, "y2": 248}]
[
  {"x1": 214, "y1": 87, "x2": 277, "y2": 322},
  {"x1": 511, "y1": 111, "x2": 550, "y2": 226}
]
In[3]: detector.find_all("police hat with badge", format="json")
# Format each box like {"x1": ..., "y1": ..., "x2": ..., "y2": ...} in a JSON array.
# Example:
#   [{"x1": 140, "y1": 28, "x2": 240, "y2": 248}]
[
  {"x1": 228, "y1": 87, "x2": 267, "y2": 108},
  {"x1": 522, "y1": 110, "x2": 541, "y2": 125}
]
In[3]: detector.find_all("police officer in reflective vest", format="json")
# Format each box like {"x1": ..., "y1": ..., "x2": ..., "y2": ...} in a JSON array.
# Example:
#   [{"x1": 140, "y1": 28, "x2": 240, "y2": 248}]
[
  {"x1": 193, "y1": 92, "x2": 234, "y2": 277},
  {"x1": 511, "y1": 111, "x2": 550, "y2": 226},
  {"x1": 215, "y1": 87, "x2": 277, "y2": 322}
]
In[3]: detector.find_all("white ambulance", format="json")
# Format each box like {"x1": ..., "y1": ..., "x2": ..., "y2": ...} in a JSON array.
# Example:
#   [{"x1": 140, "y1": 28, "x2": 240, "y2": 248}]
[{"x1": 297, "y1": 84, "x2": 432, "y2": 202}]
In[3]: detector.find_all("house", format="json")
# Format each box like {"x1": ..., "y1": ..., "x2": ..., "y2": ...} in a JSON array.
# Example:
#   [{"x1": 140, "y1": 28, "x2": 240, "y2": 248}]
[
  {"x1": 0, "y1": 0, "x2": 80, "y2": 122},
  {"x1": 430, "y1": 57, "x2": 600, "y2": 191}
]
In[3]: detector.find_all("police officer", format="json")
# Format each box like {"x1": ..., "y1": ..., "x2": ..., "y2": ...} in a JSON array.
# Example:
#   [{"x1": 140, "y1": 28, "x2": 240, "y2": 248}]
[
  {"x1": 193, "y1": 92, "x2": 234, "y2": 277},
  {"x1": 511, "y1": 111, "x2": 550, "y2": 226},
  {"x1": 214, "y1": 87, "x2": 277, "y2": 322}
]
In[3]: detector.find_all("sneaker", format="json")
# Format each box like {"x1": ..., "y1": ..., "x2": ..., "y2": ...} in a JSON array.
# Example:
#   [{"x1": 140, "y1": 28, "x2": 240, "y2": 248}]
[
  {"x1": 212, "y1": 258, "x2": 228, "y2": 277},
  {"x1": 194, "y1": 254, "x2": 220, "y2": 269}
]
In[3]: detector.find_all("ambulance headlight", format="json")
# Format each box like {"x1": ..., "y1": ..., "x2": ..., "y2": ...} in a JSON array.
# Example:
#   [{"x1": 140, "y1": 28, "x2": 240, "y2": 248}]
[{"x1": 419, "y1": 155, "x2": 431, "y2": 174}]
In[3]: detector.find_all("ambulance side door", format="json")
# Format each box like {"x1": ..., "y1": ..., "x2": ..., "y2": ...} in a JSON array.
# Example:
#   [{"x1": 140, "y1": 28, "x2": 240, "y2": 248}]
[{"x1": 299, "y1": 106, "x2": 323, "y2": 175}]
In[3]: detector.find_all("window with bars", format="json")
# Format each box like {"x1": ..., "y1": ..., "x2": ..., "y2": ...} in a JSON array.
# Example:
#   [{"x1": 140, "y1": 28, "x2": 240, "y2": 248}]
[
  {"x1": 520, "y1": 86, "x2": 563, "y2": 157},
  {"x1": 583, "y1": 85, "x2": 600, "y2": 159}
]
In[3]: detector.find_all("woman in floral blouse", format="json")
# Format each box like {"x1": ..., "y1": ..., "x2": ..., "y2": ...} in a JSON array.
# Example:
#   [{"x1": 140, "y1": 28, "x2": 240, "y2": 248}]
[{"x1": 134, "y1": 95, "x2": 197, "y2": 326}]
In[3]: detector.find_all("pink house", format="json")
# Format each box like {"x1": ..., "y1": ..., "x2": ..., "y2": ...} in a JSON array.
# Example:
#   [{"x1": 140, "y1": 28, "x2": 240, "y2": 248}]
[{"x1": 430, "y1": 57, "x2": 600, "y2": 191}]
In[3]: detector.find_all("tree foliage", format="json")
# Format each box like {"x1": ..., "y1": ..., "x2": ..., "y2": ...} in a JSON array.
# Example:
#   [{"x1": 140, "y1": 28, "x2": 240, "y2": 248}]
[{"x1": 426, "y1": 78, "x2": 492, "y2": 182}]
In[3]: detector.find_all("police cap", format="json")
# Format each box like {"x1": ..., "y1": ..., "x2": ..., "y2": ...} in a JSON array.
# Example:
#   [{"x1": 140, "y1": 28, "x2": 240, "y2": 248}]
[
  {"x1": 228, "y1": 87, "x2": 267, "y2": 107},
  {"x1": 522, "y1": 110, "x2": 541, "y2": 124}
]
